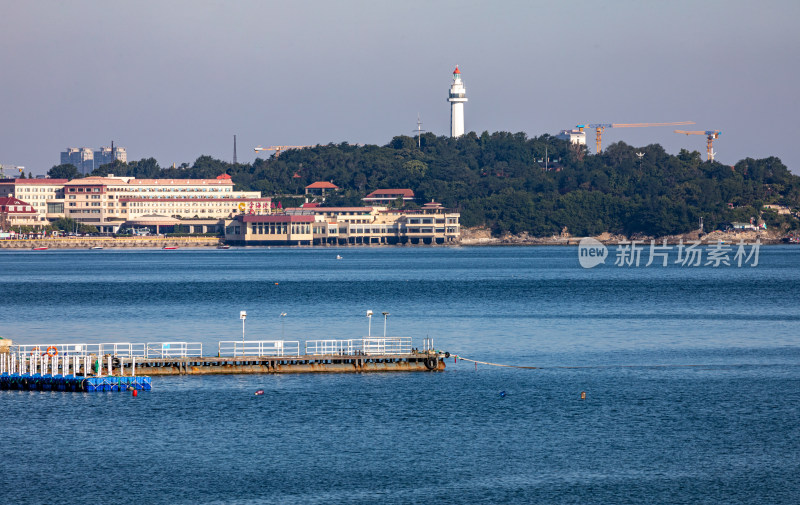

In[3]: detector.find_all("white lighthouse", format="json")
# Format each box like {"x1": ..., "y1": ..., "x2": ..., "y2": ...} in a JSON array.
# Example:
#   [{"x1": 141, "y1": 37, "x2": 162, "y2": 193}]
[{"x1": 448, "y1": 65, "x2": 468, "y2": 138}]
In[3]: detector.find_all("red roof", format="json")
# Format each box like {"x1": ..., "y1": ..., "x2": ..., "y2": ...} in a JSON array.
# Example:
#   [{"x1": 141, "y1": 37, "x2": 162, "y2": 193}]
[
  {"x1": 216, "y1": 174, "x2": 232, "y2": 180},
  {"x1": 365, "y1": 189, "x2": 415, "y2": 198},
  {"x1": 453, "y1": 66, "x2": 460, "y2": 74},
  {"x1": 0, "y1": 179, "x2": 69, "y2": 185},
  {"x1": 0, "y1": 196, "x2": 36, "y2": 213},
  {"x1": 306, "y1": 181, "x2": 338, "y2": 189},
  {"x1": 301, "y1": 202, "x2": 320, "y2": 208},
  {"x1": 241, "y1": 215, "x2": 315, "y2": 223}
]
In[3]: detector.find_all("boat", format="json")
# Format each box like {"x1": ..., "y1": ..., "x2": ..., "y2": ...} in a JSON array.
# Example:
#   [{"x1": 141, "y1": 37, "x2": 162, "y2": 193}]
[
  {"x1": 32, "y1": 246, "x2": 48, "y2": 251},
  {"x1": 336, "y1": 254, "x2": 342, "y2": 260},
  {"x1": 217, "y1": 244, "x2": 231, "y2": 250},
  {"x1": 90, "y1": 246, "x2": 104, "y2": 250},
  {"x1": 162, "y1": 246, "x2": 179, "y2": 250}
]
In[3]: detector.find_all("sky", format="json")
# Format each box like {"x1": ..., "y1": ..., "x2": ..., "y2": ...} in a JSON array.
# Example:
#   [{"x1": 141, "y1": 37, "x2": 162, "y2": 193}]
[{"x1": 1, "y1": 0, "x2": 799, "y2": 175}]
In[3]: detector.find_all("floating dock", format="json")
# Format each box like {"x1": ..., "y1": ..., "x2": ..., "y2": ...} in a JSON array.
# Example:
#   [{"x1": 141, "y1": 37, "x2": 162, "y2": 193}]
[{"x1": 0, "y1": 374, "x2": 151, "y2": 392}]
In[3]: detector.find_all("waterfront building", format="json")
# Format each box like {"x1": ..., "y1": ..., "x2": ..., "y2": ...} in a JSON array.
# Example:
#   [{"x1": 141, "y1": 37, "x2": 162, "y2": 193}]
[
  {"x1": 362, "y1": 189, "x2": 415, "y2": 205},
  {"x1": 448, "y1": 66, "x2": 468, "y2": 138},
  {"x1": 0, "y1": 178, "x2": 68, "y2": 224},
  {"x1": 224, "y1": 214, "x2": 315, "y2": 245},
  {"x1": 229, "y1": 201, "x2": 461, "y2": 245},
  {"x1": 0, "y1": 196, "x2": 39, "y2": 229},
  {"x1": 60, "y1": 174, "x2": 267, "y2": 233}
]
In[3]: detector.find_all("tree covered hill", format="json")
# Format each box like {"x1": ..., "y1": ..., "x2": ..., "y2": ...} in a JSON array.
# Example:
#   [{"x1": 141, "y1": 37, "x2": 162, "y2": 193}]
[{"x1": 50, "y1": 131, "x2": 800, "y2": 237}]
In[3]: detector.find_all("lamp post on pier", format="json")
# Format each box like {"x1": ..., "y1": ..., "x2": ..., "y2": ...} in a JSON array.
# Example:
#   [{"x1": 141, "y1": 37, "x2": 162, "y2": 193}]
[
  {"x1": 240, "y1": 310, "x2": 247, "y2": 357},
  {"x1": 382, "y1": 312, "x2": 390, "y2": 338},
  {"x1": 280, "y1": 312, "x2": 287, "y2": 340},
  {"x1": 366, "y1": 310, "x2": 373, "y2": 337}
]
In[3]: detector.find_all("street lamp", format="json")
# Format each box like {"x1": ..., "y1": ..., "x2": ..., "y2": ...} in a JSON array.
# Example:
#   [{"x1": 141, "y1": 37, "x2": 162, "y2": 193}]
[
  {"x1": 240, "y1": 310, "x2": 247, "y2": 357},
  {"x1": 280, "y1": 312, "x2": 287, "y2": 340},
  {"x1": 366, "y1": 310, "x2": 373, "y2": 337},
  {"x1": 382, "y1": 312, "x2": 390, "y2": 338}
]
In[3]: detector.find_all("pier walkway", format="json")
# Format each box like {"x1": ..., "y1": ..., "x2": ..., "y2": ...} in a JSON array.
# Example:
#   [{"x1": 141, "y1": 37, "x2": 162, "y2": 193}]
[{"x1": 0, "y1": 337, "x2": 445, "y2": 391}]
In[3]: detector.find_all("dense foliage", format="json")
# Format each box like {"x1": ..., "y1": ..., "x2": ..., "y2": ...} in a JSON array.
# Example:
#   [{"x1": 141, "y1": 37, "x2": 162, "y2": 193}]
[{"x1": 50, "y1": 132, "x2": 800, "y2": 237}]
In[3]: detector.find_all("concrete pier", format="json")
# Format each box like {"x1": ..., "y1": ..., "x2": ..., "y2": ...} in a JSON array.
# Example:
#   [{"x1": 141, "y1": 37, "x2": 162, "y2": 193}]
[{"x1": 121, "y1": 353, "x2": 445, "y2": 376}]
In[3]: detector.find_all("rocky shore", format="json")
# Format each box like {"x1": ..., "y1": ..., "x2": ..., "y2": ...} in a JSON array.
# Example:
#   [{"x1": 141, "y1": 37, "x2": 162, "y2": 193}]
[{"x1": 459, "y1": 227, "x2": 790, "y2": 246}]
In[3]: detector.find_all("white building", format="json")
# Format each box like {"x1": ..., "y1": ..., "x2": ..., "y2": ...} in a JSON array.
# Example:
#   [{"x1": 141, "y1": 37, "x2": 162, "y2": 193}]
[
  {"x1": 448, "y1": 66, "x2": 468, "y2": 138},
  {"x1": 556, "y1": 129, "x2": 587, "y2": 145}
]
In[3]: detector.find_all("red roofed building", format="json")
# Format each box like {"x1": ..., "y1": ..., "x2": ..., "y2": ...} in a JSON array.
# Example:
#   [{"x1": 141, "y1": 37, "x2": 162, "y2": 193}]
[
  {"x1": 0, "y1": 196, "x2": 39, "y2": 228},
  {"x1": 362, "y1": 189, "x2": 415, "y2": 205},
  {"x1": 305, "y1": 181, "x2": 340, "y2": 202}
]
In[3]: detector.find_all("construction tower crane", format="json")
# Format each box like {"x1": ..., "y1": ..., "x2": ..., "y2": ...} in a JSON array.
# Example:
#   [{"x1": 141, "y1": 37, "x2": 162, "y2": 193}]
[
  {"x1": 253, "y1": 145, "x2": 311, "y2": 157},
  {"x1": 576, "y1": 121, "x2": 696, "y2": 154},
  {"x1": 674, "y1": 130, "x2": 722, "y2": 162},
  {"x1": 0, "y1": 164, "x2": 25, "y2": 179}
]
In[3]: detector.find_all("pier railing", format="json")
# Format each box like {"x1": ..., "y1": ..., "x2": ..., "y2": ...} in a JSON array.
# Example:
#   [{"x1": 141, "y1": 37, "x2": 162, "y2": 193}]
[
  {"x1": 145, "y1": 342, "x2": 203, "y2": 358},
  {"x1": 305, "y1": 337, "x2": 411, "y2": 356},
  {"x1": 11, "y1": 337, "x2": 412, "y2": 359},
  {"x1": 218, "y1": 340, "x2": 300, "y2": 357}
]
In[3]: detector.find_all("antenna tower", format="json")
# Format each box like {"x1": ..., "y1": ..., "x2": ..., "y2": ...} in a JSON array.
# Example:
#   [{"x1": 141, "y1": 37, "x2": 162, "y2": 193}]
[
  {"x1": 233, "y1": 135, "x2": 238, "y2": 164},
  {"x1": 413, "y1": 114, "x2": 426, "y2": 149}
]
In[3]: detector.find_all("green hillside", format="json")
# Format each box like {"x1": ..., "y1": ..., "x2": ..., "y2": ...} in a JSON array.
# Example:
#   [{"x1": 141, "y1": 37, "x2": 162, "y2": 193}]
[{"x1": 52, "y1": 131, "x2": 800, "y2": 237}]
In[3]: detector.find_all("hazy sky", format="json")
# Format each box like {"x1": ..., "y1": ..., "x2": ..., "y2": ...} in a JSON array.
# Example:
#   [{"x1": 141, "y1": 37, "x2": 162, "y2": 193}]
[{"x1": 1, "y1": 1, "x2": 798, "y2": 175}]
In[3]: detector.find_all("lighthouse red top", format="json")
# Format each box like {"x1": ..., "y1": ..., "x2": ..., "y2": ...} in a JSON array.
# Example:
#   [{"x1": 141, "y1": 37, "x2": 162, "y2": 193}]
[{"x1": 453, "y1": 66, "x2": 460, "y2": 74}]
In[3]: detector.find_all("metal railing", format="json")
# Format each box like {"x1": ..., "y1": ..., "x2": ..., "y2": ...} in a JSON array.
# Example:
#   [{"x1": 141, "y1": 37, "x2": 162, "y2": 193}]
[
  {"x1": 305, "y1": 337, "x2": 411, "y2": 356},
  {"x1": 11, "y1": 337, "x2": 413, "y2": 360},
  {"x1": 218, "y1": 340, "x2": 300, "y2": 357},
  {"x1": 145, "y1": 342, "x2": 203, "y2": 358}
]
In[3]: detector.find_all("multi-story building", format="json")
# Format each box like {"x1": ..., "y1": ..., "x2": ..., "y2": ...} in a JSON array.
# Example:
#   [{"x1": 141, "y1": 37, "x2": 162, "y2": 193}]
[
  {"x1": 94, "y1": 146, "x2": 127, "y2": 166},
  {"x1": 556, "y1": 129, "x2": 587, "y2": 145},
  {"x1": 362, "y1": 189, "x2": 415, "y2": 205},
  {"x1": 60, "y1": 146, "x2": 128, "y2": 174},
  {"x1": 228, "y1": 201, "x2": 461, "y2": 245},
  {"x1": 0, "y1": 178, "x2": 68, "y2": 225},
  {"x1": 61, "y1": 174, "x2": 268, "y2": 233},
  {"x1": 60, "y1": 148, "x2": 95, "y2": 174}
]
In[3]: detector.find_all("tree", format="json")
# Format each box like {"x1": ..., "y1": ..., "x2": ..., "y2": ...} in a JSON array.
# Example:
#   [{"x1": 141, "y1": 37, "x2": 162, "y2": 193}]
[{"x1": 48, "y1": 164, "x2": 80, "y2": 180}]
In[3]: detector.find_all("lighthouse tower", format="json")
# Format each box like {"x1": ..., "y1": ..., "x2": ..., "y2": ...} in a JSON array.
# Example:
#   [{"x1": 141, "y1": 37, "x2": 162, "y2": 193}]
[{"x1": 447, "y1": 66, "x2": 468, "y2": 138}]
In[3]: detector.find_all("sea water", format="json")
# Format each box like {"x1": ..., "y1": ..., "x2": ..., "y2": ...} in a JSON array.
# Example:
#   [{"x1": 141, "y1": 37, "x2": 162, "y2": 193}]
[{"x1": 0, "y1": 246, "x2": 798, "y2": 504}]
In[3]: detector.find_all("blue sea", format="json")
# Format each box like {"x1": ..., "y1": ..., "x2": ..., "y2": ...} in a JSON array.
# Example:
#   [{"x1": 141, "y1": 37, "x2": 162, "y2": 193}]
[{"x1": 1, "y1": 245, "x2": 799, "y2": 504}]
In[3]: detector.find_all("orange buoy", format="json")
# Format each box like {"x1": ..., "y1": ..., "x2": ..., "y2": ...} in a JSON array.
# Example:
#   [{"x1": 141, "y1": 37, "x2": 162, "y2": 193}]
[{"x1": 580, "y1": 391, "x2": 586, "y2": 400}]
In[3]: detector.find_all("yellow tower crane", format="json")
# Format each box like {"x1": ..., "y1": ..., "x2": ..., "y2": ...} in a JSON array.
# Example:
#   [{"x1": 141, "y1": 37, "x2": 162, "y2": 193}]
[
  {"x1": 577, "y1": 121, "x2": 696, "y2": 154},
  {"x1": 253, "y1": 145, "x2": 311, "y2": 157},
  {"x1": 674, "y1": 130, "x2": 722, "y2": 162}
]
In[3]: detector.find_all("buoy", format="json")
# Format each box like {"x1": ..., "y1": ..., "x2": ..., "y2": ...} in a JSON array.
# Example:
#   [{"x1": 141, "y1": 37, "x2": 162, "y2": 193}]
[
  {"x1": 580, "y1": 391, "x2": 586, "y2": 400},
  {"x1": 499, "y1": 391, "x2": 506, "y2": 398},
  {"x1": 254, "y1": 389, "x2": 264, "y2": 396},
  {"x1": 132, "y1": 389, "x2": 138, "y2": 397},
  {"x1": 274, "y1": 282, "x2": 279, "y2": 285}
]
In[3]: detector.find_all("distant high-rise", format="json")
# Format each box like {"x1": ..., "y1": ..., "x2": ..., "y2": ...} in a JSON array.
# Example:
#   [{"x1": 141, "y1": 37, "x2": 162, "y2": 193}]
[
  {"x1": 447, "y1": 66, "x2": 468, "y2": 138},
  {"x1": 60, "y1": 145, "x2": 127, "y2": 174},
  {"x1": 60, "y1": 147, "x2": 94, "y2": 174},
  {"x1": 95, "y1": 146, "x2": 127, "y2": 166}
]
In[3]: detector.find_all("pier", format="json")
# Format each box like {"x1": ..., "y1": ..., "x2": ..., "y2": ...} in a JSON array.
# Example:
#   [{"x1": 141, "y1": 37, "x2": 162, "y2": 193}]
[{"x1": 0, "y1": 337, "x2": 445, "y2": 391}]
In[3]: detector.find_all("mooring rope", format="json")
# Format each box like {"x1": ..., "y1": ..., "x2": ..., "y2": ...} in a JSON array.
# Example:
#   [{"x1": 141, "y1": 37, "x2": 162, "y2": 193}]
[
  {"x1": 454, "y1": 356, "x2": 539, "y2": 369},
  {"x1": 453, "y1": 355, "x2": 748, "y2": 370}
]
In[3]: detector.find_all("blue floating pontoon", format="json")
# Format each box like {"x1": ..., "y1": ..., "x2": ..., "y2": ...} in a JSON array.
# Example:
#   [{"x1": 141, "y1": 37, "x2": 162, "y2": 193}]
[{"x1": 0, "y1": 373, "x2": 151, "y2": 392}]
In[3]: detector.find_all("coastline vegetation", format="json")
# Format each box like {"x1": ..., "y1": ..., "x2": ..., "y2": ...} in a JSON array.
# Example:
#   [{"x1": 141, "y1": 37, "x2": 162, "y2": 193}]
[{"x1": 48, "y1": 132, "x2": 800, "y2": 238}]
